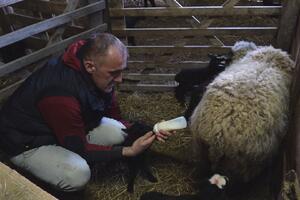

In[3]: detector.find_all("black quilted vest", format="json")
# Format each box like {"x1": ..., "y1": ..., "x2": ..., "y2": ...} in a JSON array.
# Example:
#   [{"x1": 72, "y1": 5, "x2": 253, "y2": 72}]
[{"x1": 0, "y1": 57, "x2": 113, "y2": 156}]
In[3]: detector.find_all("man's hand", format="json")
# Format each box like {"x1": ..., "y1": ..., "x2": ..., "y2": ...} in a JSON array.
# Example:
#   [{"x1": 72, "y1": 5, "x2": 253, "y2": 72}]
[
  {"x1": 155, "y1": 130, "x2": 175, "y2": 143},
  {"x1": 122, "y1": 131, "x2": 155, "y2": 157}
]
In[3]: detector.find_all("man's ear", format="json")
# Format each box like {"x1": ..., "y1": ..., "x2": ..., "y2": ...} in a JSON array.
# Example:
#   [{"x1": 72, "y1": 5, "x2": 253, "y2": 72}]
[{"x1": 83, "y1": 60, "x2": 96, "y2": 74}]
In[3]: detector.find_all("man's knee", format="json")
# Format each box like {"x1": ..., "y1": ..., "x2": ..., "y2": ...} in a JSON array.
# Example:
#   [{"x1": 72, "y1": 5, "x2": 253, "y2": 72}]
[
  {"x1": 59, "y1": 160, "x2": 91, "y2": 191},
  {"x1": 88, "y1": 123, "x2": 126, "y2": 146}
]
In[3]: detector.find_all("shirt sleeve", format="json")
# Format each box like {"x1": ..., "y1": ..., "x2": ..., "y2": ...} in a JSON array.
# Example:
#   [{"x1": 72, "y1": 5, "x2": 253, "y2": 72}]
[{"x1": 37, "y1": 96, "x2": 123, "y2": 162}]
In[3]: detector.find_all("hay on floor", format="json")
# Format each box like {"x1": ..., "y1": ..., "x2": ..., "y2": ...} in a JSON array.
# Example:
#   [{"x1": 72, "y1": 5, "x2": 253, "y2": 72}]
[{"x1": 85, "y1": 92, "x2": 274, "y2": 200}]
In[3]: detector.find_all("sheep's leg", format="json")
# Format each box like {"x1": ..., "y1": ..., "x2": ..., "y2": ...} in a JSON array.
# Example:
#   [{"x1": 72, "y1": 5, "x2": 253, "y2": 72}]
[
  {"x1": 125, "y1": 17, "x2": 137, "y2": 46},
  {"x1": 149, "y1": 0, "x2": 156, "y2": 7}
]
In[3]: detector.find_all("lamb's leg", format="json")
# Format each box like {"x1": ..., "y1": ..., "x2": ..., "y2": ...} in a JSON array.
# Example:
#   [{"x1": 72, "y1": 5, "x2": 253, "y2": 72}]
[
  {"x1": 175, "y1": 84, "x2": 193, "y2": 105},
  {"x1": 184, "y1": 85, "x2": 205, "y2": 120},
  {"x1": 127, "y1": 157, "x2": 139, "y2": 193},
  {"x1": 139, "y1": 153, "x2": 157, "y2": 182},
  {"x1": 127, "y1": 152, "x2": 157, "y2": 193}
]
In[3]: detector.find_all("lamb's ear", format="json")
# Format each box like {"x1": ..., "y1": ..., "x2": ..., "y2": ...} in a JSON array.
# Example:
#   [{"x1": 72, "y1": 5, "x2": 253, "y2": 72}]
[
  {"x1": 208, "y1": 53, "x2": 214, "y2": 59},
  {"x1": 228, "y1": 51, "x2": 234, "y2": 58}
]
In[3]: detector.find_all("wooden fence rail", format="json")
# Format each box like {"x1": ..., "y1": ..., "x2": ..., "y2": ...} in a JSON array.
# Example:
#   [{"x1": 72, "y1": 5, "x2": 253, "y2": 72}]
[
  {"x1": 114, "y1": 27, "x2": 278, "y2": 37},
  {"x1": 0, "y1": 0, "x2": 107, "y2": 101},
  {"x1": 109, "y1": 0, "x2": 283, "y2": 92},
  {"x1": 0, "y1": 1, "x2": 105, "y2": 48},
  {"x1": 110, "y1": 6, "x2": 282, "y2": 17}
]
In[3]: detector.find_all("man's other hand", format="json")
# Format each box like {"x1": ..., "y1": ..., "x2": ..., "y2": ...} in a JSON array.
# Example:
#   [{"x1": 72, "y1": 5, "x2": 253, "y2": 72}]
[
  {"x1": 155, "y1": 130, "x2": 175, "y2": 143},
  {"x1": 122, "y1": 131, "x2": 155, "y2": 157}
]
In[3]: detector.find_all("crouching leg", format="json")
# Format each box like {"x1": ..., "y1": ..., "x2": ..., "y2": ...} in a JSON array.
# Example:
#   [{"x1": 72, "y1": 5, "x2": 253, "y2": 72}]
[{"x1": 10, "y1": 145, "x2": 91, "y2": 192}]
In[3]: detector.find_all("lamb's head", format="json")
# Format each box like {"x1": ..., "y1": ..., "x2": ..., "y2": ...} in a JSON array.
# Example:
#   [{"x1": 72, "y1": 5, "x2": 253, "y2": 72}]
[
  {"x1": 231, "y1": 41, "x2": 258, "y2": 61},
  {"x1": 248, "y1": 46, "x2": 295, "y2": 74}
]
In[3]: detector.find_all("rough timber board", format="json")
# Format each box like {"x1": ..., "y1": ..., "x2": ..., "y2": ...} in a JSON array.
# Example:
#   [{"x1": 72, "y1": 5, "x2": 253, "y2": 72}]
[
  {"x1": 0, "y1": 0, "x2": 23, "y2": 8},
  {"x1": 0, "y1": 162, "x2": 57, "y2": 200}
]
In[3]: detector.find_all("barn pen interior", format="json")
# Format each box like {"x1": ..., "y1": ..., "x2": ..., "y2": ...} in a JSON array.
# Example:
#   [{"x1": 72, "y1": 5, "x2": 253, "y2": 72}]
[{"x1": 0, "y1": 0, "x2": 300, "y2": 199}]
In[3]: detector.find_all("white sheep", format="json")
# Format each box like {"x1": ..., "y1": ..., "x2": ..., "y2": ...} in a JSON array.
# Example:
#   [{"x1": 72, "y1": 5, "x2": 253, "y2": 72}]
[{"x1": 190, "y1": 41, "x2": 295, "y2": 183}]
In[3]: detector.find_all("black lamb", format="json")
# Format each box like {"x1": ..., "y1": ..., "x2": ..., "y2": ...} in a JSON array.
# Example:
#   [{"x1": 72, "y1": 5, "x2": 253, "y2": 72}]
[
  {"x1": 174, "y1": 53, "x2": 232, "y2": 120},
  {"x1": 122, "y1": 121, "x2": 157, "y2": 193}
]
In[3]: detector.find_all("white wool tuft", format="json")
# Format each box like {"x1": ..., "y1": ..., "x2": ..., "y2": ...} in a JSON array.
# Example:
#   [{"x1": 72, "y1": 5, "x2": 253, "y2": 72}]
[
  {"x1": 209, "y1": 174, "x2": 228, "y2": 189},
  {"x1": 231, "y1": 41, "x2": 258, "y2": 62},
  {"x1": 231, "y1": 41, "x2": 257, "y2": 53}
]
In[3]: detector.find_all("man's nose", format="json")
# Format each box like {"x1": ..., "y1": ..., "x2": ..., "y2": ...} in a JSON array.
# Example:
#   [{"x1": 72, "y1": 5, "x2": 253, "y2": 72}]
[{"x1": 114, "y1": 73, "x2": 123, "y2": 83}]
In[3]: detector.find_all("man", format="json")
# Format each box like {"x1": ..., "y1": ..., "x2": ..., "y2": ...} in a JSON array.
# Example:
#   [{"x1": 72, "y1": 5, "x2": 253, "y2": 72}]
[{"x1": 0, "y1": 33, "x2": 171, "y2": 191}]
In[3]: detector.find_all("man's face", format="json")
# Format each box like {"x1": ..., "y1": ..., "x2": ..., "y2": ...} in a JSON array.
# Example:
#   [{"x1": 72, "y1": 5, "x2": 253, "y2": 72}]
[{"x1": 87, "y1": 46, "x2": 127, "y2": 93}]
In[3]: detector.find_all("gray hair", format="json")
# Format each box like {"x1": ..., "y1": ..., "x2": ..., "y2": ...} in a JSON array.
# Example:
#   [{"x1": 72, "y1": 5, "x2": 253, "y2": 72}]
[{"x1": 78, "y1": 33, "x2": 128, "y2": 64}]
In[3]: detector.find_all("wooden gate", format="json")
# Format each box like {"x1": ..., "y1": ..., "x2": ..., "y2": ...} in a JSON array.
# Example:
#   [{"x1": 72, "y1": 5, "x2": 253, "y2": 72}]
[
  {"x1": 109, "y1": 0, "x2": 284, "y2": 92},
  {"x1": 0, "y1": 0, "x2": 108, "y2": 102}
]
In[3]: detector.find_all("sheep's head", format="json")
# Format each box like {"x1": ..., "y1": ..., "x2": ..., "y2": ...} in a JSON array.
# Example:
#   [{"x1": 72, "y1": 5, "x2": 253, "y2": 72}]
[
  {"x1": 249, "y1": 46, "x2": 295, "y2": 74},
  {"x1": 231, "y1": 41, "x2": 258, "y2": 61}
]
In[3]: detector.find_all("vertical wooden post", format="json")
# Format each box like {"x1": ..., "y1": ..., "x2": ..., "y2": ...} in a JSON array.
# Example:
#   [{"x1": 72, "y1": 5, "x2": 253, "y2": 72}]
[
  {"x1": 277, "y1": 9, "x2": 300, "y2": 200},
  {"x1": 276, "y1": 0, "x2": 300, "y2": 52},
  {"x1": 109, "y1": 0, "x2": 126, "y2": 41},
  {"x1": 288, "y1": 13, "x2": 300, "y2": 176}
]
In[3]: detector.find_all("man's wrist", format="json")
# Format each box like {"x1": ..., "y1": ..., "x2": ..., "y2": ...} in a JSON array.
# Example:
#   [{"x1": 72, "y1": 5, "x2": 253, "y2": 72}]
[{"x1": 122, "y1": 146, "x2": 135, "y2": 157}]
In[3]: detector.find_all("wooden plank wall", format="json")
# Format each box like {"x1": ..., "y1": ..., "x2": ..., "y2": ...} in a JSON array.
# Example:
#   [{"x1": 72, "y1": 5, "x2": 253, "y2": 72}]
[
  {"x1": 0, "y1": 162, "x2": 57, "y2": 200},
  {"x1": 275, "y1": 0, "x2": 300, "y2": 198},
  {"x1": 0, "y1": 0, "x2": 108, "y2": 102},
  {"x1": 109, "y1": 0, "x2": 283, "y2": 92},
  {"x1": 281, "y1": 1, "x2": 300, "y2": 191}
]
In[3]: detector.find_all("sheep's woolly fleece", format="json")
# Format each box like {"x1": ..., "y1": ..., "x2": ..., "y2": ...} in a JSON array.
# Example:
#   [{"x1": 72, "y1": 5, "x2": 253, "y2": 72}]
[{"x1": 190, "y1": 42, "x2": 295, "y2": 182}]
